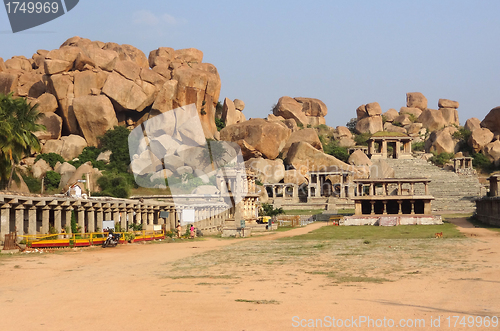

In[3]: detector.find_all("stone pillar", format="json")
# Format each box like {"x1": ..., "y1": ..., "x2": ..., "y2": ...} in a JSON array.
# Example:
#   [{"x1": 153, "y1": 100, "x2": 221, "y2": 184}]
[
  {"x1": 355, "y1": 201, "x2": 362, "y2": 215},
  {"x1": 397, "y1": 200, "x2": 402, "y2": 214},
  {"x1": 1, "y1": 204, "x2": 11, "y2": 241},
  {"x1": 169, "y1": 208, "x2": 175, "y2": 229},
  {"x1": 64, "y1": 208, "x2": 72, "y2": 234},
  {"x1": 28, "y1": 206, "x2": 37, "y2": 235},
  {"x1": 136, "y1": 207, "x2": 142, "y2": 226},
  {"x1": 54, "y1": 206, "x2": 62, "y2": 234},
  {"x1": 112, "y1": 208, "x2": 120, "y2": 224},
  {"x1": 127, "y1": 209, "x2": 134, "y2": 229},
  {"x1": 370, "y1": 201, "x2": 375, "y2": 215},
  {"x1": 410, "y1": 183, "x2": 414, "y2": 195},
  {"x1": 15, "y1": 205, "x2": 25, "y2": 236},
  {"x1": 87, "y1": 207, "x2": 95, "y2": 233},
  {"x1": 340, "y1": 175, "x2": 345, "y2": 198},
  {"x1": 370, "y1": 183, "x2": 374, "y2": 196},
  {"x1": 77, "y1": 207, "x2": 85, "y2": 234},
  {"x1": 410, "y1": 200, "x2": 415, "y2": 215},
  {"x1": 398, "y1": 182, "x2": 402, "y2": 195},
  {"x1": 395, "y1": 141, "x2": 400, "y2": 158},
  {"x1": 407, "y1": 140, "x2": 412, "y2": 154},
  {"x1": 41, "y1": 206, "x2": 50, "y2": 234},
  {"x1": 148, "y1": 208, "x2": 154, "y2": 226},
  {"x1": 424, "y1": 183, "x2": 429, "y2": 195},
  {"x1": 119, "y1": 209, "x2": 126, "y2": 230},
  {"x1": 424, "y1": 200, "x2": 432, "y2": 215},
  {"x1": 96, "y1": 207, "x2": 103, "y2": 232},
  {"x1": 383, "y1": 201, "x2": 387, "y2": 215},
  {"x1": 381, "y1": 140, "x2": 387, "y2": 158}
]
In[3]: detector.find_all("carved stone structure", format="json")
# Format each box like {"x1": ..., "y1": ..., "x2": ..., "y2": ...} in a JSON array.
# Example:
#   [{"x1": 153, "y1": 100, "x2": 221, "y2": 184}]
[
  {"x1": 307, "y1": 171, "x2": 355, "y2": 201},
  {"x1": 453, "y1": 157, "x2": 476, "y2": 175},
  {"x1": 348, "y1": 146, "x2": 368, "y2": 155},
  {"x1": 264, "y1": 183, "x2": 300, "y2": 204},
  {"x1": 0, "y1": 193, "x2": 234, "y2": 244},
  {"x1": 367, "y1": 135, "x2": 413, "y2": 159},
  {"x1": 475, "y1": 174, "x2": 500, "y2": 226},
  {"x1": 343, "y1": 178, "x2": 442, "y2": 225}
]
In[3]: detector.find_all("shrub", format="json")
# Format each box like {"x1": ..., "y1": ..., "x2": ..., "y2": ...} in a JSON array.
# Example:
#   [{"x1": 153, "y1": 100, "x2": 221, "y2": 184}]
[
  {"x1": 69, "y1": 146, "x2": 105, "y2": 169},
  {"x1": 354, "y1": 132, "x2": 371, "y2": 146},
  {"x1": 44, "y1": 171, "x2": 61, "y2": 191},
  {"x1": 259, "y1": 203, "x2": 284, "y2": 217},
  {"x1": 99, "y1": 126, "x2": 131, "y2": 173},
  {"x1": 412, "y1": 141, "x2": 425, "y2": 152},
  {"x1": 429, "y1": 152, "x2": 454, "y2": 166},
  {"x1": 392, "y1": 121, "x2": 403, "y2": 127},
  {"x1": 472, "y1": 152, "x2": 493, "y2": 172},
  {"x1": 22, "y1": 175, "x2": 41, "y2": 193},
  {"x1": 327, "y1": 142, "x2": 350, "y2": 163},
  {"x1": 96, "y1": 172, "x2": 132, "y2": 198},
  {"x1": 215, "y1": 117, "x2": 225, "y2": 131},
  {"x1": 35, "y1": 153, "x2": 65, "y2": 168},
  {"x1": 320, "y1": 136, "x2": 349, "y2": 162},
  {"x1": 128, "y1": 223, "x2": 143, "y2": 231},
  {"x1": 346, "y1": 118, "x2": 357, "y2": 133}
]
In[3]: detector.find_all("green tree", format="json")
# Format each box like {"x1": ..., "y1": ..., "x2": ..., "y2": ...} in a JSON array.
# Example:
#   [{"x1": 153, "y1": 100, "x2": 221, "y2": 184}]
[
  {"x1": 259, "y1": 203, "x2": 284, "y2": 217},
  {"x1": 0, "y1": 93, "x2": 45, "y2": 189},
  {"x1": 44, "y1": 171, "x2": 61, "y2": 191},
  {"x1": 99, "y1": 126, "x2": 131, "y2": 173}
]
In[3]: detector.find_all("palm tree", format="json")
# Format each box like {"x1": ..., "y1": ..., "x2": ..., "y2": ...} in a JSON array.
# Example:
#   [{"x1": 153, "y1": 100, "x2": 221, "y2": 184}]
[{"x1": 0, "y1": 93, "x2": 45, "y2": 189}]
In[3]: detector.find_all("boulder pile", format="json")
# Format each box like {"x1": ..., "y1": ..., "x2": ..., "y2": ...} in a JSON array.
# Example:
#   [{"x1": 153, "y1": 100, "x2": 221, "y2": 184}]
[{"x1": 0, "y1": 36, "x2": 222, "y2": 162}]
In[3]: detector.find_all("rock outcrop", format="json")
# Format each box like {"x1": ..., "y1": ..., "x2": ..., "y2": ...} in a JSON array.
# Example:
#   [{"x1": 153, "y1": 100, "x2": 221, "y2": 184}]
[
  {"x1": 245, "y1": 158, "x2": 285, "y2": 184},
  {"x1": 221, "y1": 97, "x2": 245, "y2": 127},
  {"x1": 1, "y1": 36, "x2": 223, "y2": 154},
  {"x1": 481, "y1": 106, "x2": 500, "y2": 136},
  {"x1": 468, "y1": 128, "x2": 494, "y2": 153},
  {"x1": 464, "y1": 118, "x2": 481, "y2": 132},
  {"x1": 220, "y1": 118, "x2": 291, "y2": 160},
  {"x1": 281, "y1": 128, "x2": 322, "y2": 158},
  {"x1": 355, "y1": 102, "x2": 383, "y2": 134},
  {"x1": 273, "y1": 96, "x2": 327, "y2": 126},
  {"x1": 284, "y1": 141, "x2": 352, "y2": 177},
  {"x1": 426, "y1": 127, "x2": 458, "y2": 154},
  {"x1": 406, "y1": 92, "x2": 427, "y2": 110}
]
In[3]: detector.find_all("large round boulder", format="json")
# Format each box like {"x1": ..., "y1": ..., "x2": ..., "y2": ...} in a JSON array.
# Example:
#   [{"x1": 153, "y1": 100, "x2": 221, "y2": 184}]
[
  {"x1": 468, "y1": 128, "x2": 494, "y2": 153},
  {"x1": 245, "y1": 158, "x2": 285, "y2": 184},
  {"x1": 220, "y1": 118, "x2": 291, "y2": 160},
  {"x1": 481, "y1": 106, "x2": 500, "y2": 136}
]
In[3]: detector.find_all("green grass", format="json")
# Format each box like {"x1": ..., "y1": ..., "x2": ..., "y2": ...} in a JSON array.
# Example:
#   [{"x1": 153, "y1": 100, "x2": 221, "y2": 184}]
[
  {"x1": 371, "y1": 131, "x2": 407, "y2": 137},
  {"x1": 283, "y1": 209, "x2": 324, "y2": 215},
  {"x1": 280, "y1": 222, "x2": 464, "y2": 241},
  {"x1": 337, "y1": 209, "x2": 355, "y2": 215}
]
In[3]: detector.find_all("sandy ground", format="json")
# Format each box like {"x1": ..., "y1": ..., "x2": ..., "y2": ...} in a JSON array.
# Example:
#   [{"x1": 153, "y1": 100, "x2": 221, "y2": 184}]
[{"x1": 0, "y1": 220, "x2": 499, "y2": 331}]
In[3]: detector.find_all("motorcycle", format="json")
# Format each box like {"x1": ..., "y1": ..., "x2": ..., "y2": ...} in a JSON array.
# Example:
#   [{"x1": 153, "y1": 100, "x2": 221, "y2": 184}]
[{"x1": 102, "y1": 231, "x2": 121, "y2": 248}]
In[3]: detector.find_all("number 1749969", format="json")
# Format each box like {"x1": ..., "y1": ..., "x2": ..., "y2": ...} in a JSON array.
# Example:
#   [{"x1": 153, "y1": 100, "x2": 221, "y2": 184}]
[{"x1": 5, "y1": 2, "x2": 60, "y2": 14}]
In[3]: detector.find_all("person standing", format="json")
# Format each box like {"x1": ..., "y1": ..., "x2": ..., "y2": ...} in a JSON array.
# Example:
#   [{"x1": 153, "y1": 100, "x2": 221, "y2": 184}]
[{"x1": 176, "y1": 223, "x2": 182, "y2": 238}]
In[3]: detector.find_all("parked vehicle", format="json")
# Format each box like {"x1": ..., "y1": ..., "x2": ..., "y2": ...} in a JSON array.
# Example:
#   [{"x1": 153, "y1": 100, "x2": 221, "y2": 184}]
[{"x1": 102, "y1": 230, "x2": 121, "y2": 248}]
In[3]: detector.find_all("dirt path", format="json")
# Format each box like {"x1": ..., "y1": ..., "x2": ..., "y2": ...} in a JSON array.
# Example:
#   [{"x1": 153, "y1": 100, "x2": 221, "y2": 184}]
[
  {"x1": 447, "y1": 217, "x2": 500, "y2": 238},
  {"x1": 0, "y1": 222, "x2": 499, "y2": 331}
]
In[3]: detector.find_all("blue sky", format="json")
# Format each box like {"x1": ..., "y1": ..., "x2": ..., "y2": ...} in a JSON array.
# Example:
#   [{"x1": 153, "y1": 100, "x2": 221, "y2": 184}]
[{"x1": 1, "y1": 0, "x2": 499, "y2": 128}]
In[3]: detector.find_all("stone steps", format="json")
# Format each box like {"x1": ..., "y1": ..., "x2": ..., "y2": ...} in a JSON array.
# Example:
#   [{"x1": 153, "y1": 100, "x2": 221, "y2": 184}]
[{"x1": 384, "y1": 158, "x2": 481, "y2": 212}]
